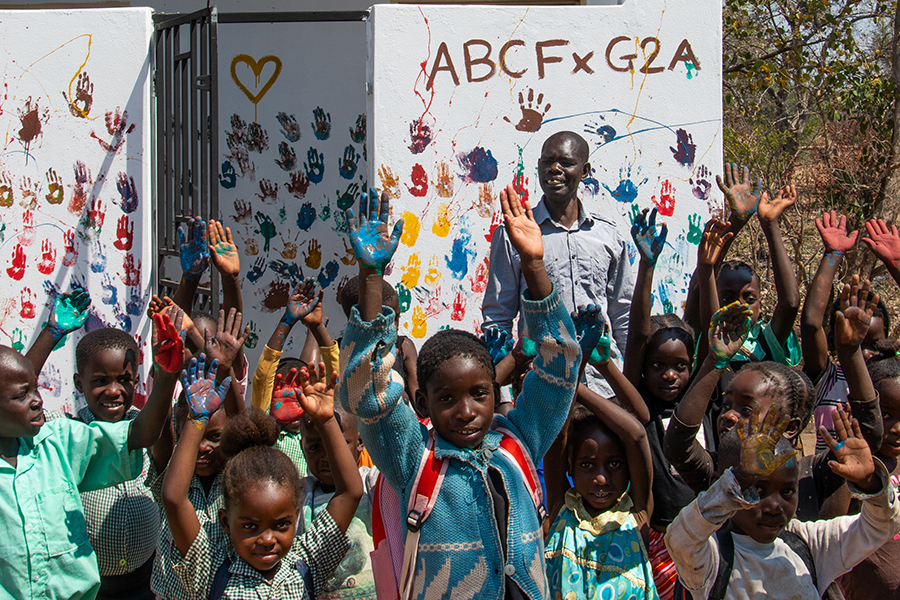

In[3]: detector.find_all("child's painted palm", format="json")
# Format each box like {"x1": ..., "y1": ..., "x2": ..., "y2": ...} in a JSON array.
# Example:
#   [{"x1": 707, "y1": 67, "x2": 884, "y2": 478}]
[
  {"x1": 283, "y1": 278, "x2": 319, "y2": 326},
  {"x1": 591, "y1": 322, "x2": 612, "y2": 364},
  {"x1": 717, "y1": 163, "x2": 761, "y2": 220},
  {"x1": 152, "y1": 310, "x2": 185, "y2": 373},
  {"x1": 630, "y1": 207, "x2": 667, "y2": 264},
  {"x1": 821, "y1": 405, "x2": 876, "y2": 487},
  {"x1": 572, "y1": 305, "x2": 605, "y2": 358},
  {"x1": 50, "y1": 289, "x2": 91, "y2": 336},
  {"x1": 271, "y1": 368, "x2": 305, "y2": 425},
  {"x1": 709, "y1": 301, "x2": 752, "y2": 367},
  {"x1": 346, "y1": 189, "x2": 403, "y2": 273},
  {"x1": 178, "y1": 218, "x2": 210, "y2": 278},
  {"x1": 182, "y1": 354, "x2": 231, "y2": 422},
  {"x1": 737, "y1": 404, "x2": 796, "y2": 480},
  {"x1": 482, "y1": 328, "x2": 513, "y2": 364}
]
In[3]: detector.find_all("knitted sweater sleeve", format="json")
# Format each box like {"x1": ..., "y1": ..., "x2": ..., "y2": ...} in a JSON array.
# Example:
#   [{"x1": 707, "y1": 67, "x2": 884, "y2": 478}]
[
  {"x1": 505, "y1": 287, "x2": 581, "y2": 460},
  {"x1": 338, "y1": 306, "x2": 426, "y2": 491}
]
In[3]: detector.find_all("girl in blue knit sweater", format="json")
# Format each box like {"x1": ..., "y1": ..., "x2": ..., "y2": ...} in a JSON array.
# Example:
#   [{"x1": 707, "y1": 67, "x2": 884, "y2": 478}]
[{"x1": 338, "y1": 185, "x2": 581, "y2": 600}]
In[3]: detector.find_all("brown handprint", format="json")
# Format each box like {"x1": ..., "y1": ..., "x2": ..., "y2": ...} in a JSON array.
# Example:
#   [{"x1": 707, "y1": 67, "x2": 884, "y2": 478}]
[
  {"x1": 287, "y1": 170, "x2": 310, "y2": 199},
  {"x1": 0, "y1": 172, "x2": 14, "y2": 208},
  {"x1": 91, "y1": 107, "x2": 135, "y2": 153},
  {"x1": 19, "y1": 176, "x2": 39, "y2": 210},
  {"x1": 504, "y1": 88, "x2": 551, "y2": 133},
  {"x1": 279, "y1": 232, "x2": 300, "y2": 260},
  {"x1": 475, "y1": 183, "x2": 495, "y2": 218},
  {"x1": 45, "y1": 168, "x2": 64, "y2": 204},
  {"x1": 256, "y1": 178, "x2": 278, "y2": 203},
  {"x1": 435, "y1": 161, "x2": 453, "y2": 198},
  {"x1": 378, "y1": 165, "x2": 401, "y2": 199},
  {"x1": 338, "y1": 237, "x2": 357, "y2": 266},
  {"x1": 232, "y1": 199, "x2": 252, "y2": 223},
  {"x1": 303, "y1": 239, "x2": 322, "y2": 270},
  {"x1": 63, "y1": 71, "x2": 94, "y2": 118}
]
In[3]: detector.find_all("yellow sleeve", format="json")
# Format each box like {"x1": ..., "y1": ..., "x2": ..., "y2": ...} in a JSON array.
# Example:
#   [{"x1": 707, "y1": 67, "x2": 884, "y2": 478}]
[
  {"x1": 251, "y1": 344, "x2": 283, "y2": 412},
  {"x1": 319, "y1": 342, "x2": 341, "y2": 384}
]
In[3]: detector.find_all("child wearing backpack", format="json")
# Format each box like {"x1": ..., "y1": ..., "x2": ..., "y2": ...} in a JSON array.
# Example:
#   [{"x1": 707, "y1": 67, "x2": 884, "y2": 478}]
[
  {"x1": 665, "y1": 400, "x2": 900, "y2": 599},
  {"x1": 338, "y1": 185, "x2": 580, "y2": 600},
  {"x1": 543, "y1": 311, "x2": 658, "y2": 599},
  {"x1": 162, "y1": 360, "x2": 362, "y2": 600}
]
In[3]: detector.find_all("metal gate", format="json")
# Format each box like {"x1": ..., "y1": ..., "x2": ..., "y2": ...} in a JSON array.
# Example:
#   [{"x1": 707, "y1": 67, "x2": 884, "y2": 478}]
[{"x1": 153, "y1": 7, "x2": 219, "y2": 312}]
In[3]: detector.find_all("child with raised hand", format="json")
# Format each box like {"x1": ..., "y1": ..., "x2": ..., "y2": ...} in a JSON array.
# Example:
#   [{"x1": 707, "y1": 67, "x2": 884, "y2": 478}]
[
  {"x1": 163, "y1": 359, "x2": 362, "y2": 599},
  {"x1": 23, "y1": 288, "x2": 91, "y2": 377},
  {"x1": 666, "y1": 401, "x2": 900, "y2": 600},
  {"x1": 208, "y1": 219, "x2": 249, "y2": 384},
  {"x1": 0, "y1": 307, "x2": 183, "y2": 600},
  {"x1": 543, "y1": 309, "x2": 659, "y2": 600},
  {"x1": 840, "y1": 353, "x2": 900, "y2": 597},
  {"x1": 863, "y1": 218, "x2": 900, "y2": 288},
  {"x1": 339, "y1": 185, "x2": 580, "y2": 599}
]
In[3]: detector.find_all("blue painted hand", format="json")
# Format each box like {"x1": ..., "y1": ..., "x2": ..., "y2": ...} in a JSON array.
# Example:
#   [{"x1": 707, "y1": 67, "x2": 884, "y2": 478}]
[
  {"x1": 630, "y1": 207, "x2": 668, "y2": 264},
  {"x1": 346, "y1": 188, "x2": 404, "y2": 275}
]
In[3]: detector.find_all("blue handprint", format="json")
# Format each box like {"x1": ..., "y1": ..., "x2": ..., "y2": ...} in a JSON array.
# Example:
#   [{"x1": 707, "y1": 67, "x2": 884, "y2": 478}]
[
  {"x1": 269, "y1": 260, "x2": 304, "y2": 285},
  {"x1": 296, "y1": 202, "x2": 317, "y2": 231},
  {"x1": 346, "y1": 188, "x2": 404, "y2": 274},
  {"x1": 481, "y1": 328, "x2": 513, "y2": 364},
  {"x1": 113, "y1": 303, "x2": 131, "y2": 331},
  {"x1": 276, "y1": 112, "x2": 301, "y2": 142},
  {"x1": 219, "y1": 160, "x2": 236, "y2": 189},
  {"x1": 630, "y1": 207, "x2": 668, "y2": 265},
  {"x1": 304, "y1": 147, "x2": 325, "y2": 184},
  {"x1": 349, "y1": 113, "x2": 366, "y2": 144},
  {"x1": 311, "y1": 107, "x2": 332, "y2": 140},
  {"x1": 101, "y1": 273, "x2": 118, "y2": 306},
  {"x1": 178, "y1": 218, "x2": 210, "y2": 279},
  {"x1": 571, "y1": 305, "x2": 604, "y2": 359},
  {"x1": 90, "y1": 242, "x2": 107, "y2": 273},
  {"x1": 126, "y1": 287, "x2": 143, "y2": 316},
  {"x1": 247, "y1": 257, "x2": 267, "y2": 283},
  {"x1": 338, "y1": 145, "x2": 360, "y2": 180},
  {"x1": 317, "y1": 259, "x2": 340, "y2": 288}
]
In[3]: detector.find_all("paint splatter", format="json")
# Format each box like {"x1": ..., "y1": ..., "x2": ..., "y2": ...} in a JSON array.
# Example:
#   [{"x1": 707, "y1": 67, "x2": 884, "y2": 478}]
[
  {"x1": 583, "y1": 168, "x2": 600, "y2": 195},
  {"x1": 451, "y1": 290, "x2": 466, "y2": 321},
  {"x1": 602, "y1": 164, "x2": 647, "y2": 203},
  {"x1": 16, "y1": 97, "x2": 49, "y2": 158},
  {"x1": 260, "y1": 280, "x2": 291, "y2": 312},
  {"x1": 411, "y1": 306, "x2": 428, "y2": 339},
  {"x1": 296, "y1": 202, "x2": 316, "y2": 231},
  {"x1": 685, "y1": 62, "x2": 698, "y2": 79},
  {"x1": 584, "y1": 119, "x2": 617, "y2": 145},
  {"x1": 317, "y1": 260, "x2": 340, "y2": 288},
  {"x1": 400, "y1": 211, "x2": 420, "y2": 247},
  {"x1": 513, "y1": 146, "x2": 529, "y2": 205},
  {"x1": 457, "y1": 147, "x2": 498, "y2": 183},
  {"x1": 470, "y1": 257, "x2": 489, "y2": 293},
  {"x1": 435, "y1": 161, "x2": 454, "y2": 198},
  {"x1": 408, "y1": 118, "x2": 433, "y2": 154},
  {"x1": 400, "y1": 253, "x2": 421, "y2": 288},
  {"x1": 670, "y1": 129, "x2": 696, "y2": 167},
  {"x1": 395, "y1": 283, "x2": 411, "y2": 313},
  {"x1": 432, "y1": 204, "x2": 452, "y2": 237},
  {"x1": 406, "y1": 164, "x2": 428, "y2": 197},
  {"x1": 445, "y1": 228, "x2": 476, "y2": 279},
  {"x1": 652, "y1": 180, "x2": 676, "y2": 217}
]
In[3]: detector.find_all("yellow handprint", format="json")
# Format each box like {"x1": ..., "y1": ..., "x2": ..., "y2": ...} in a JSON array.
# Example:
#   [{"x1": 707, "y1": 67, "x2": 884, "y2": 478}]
[
  {"x1": 411, "y1": 305, "x2": 428, "y2": 339},
  {"x1": 401, "y1": 253, "x2": 421, "y2": 288},
  {"x1": 339, "y1": 238, "x2": 357, "y2": 266},
  {"x1": 432, "y1": 203, "x2": 452, "y2": 237},
  {"x1": 424, "y1": 255, "x2": 442, "y2": 287},
  {"x1": 378, "y1": 164, "x2": 401, "y2": 199},
  {"x1": 401, "y1": 211, "x2": 421, "y2": 247},
  {"x1": 303, "y1": 239, "x2": 322, "y2": 269}
]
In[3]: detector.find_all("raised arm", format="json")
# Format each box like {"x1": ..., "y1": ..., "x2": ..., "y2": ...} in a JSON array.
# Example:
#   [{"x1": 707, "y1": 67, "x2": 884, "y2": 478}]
[
  {"x1": 172, "y1": 217, "x2": 209, "y2": 313},
  {"x1": 833, "y1": 276, "x2": 883, "y2": 451},
  {"x1": 862, "y1": 218, "x2": 900, "y2": 288},
  {"x1": 624, "y1": 207, "x2": 666, "y2": 386},
  {"x1": 801, "y1": 212, "x2": 857, "y2": 382},
  {"x1": 162, "y1": 355, "x2": 231, "y2": 555},
  {"x1": 756, "y1": 184, "x2": 800, "y2": 344},
  {"x1": 694, "y1": 217, "x2": 734, "y2": 367},
  {"x1": 209, "y1": 219, "x2": 245, "y2": 380},
  {"x1": 26, "y1": 289, "x2": 90, "y2": 376},
  {"x1": 202, "y1": 307, "x2": 250, "y2": 416}
]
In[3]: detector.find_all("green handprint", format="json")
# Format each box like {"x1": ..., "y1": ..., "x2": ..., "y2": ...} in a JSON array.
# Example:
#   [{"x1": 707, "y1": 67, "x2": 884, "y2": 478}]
[
  {"x1": 244, "y1": 321, "x2": 259, "y2": 349},
  {"x1": 628, "y1": 203, "x2": 641, "y2": 226},
  {"x1": 10, "y1": 328, "x2": 25, "y2": 352},
  {"x1": 686, "y1": 213, "x2": 703, "y2": 244},
  {"x1": 395, "y1": 282, "x2": 411, "y2": 313},
  {"x1": 254, "y1": 212, "x2": 277, "y2": 254},
  {"x1": 49, "y1": 289, "x2": 91, "y2": 341}
]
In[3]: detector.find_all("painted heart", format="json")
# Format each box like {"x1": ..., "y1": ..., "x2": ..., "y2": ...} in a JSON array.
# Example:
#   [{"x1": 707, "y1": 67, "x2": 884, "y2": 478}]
[{"x1": 230, "y1": 54, "x2": 283, "y2": 105}]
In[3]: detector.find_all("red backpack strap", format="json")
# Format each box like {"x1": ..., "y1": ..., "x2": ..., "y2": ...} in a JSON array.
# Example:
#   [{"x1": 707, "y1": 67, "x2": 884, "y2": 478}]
[{"x1": 492, "y1": 425, "x2": 547, "y2": 521}]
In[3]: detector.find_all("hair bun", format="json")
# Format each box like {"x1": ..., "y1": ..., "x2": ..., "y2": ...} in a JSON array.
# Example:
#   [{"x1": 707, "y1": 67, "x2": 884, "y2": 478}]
[{"x1": 220, "y1": 407, "x2": 280, "y2": 458}]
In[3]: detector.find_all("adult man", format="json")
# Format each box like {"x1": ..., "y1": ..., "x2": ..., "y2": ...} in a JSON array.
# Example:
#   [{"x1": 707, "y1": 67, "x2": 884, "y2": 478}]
[{"x1": 482, "y1": 131, "x2": 634, "y2": 396}]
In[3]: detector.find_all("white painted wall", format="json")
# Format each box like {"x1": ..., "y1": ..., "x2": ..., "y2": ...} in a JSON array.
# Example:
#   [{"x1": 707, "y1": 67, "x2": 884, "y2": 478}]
[{"x1": 0, "y1": 8, "x2": 154, "y2": 412}]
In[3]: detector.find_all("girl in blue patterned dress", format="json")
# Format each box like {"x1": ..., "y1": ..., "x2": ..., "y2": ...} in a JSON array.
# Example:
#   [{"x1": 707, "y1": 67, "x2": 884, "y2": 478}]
[{"x1": 544, "y1": 321, "x2": 659, "y2": 600}]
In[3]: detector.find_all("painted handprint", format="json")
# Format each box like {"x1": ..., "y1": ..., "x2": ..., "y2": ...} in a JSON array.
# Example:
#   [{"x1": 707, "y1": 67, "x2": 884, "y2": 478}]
[
  {"x1": 91, "y1": 106, "x2": 135, "y2": 153},
  {"x1": 303, "y1": 147, "x2": 325, "y2": 184},
  {"x1": 349, "y1": 113, "x2": 366, "y2": 143},
  {"x1": 62, "y1": 230, "x2": 78, "y2": 266},
  {"x1": 424, "y1": 255, "x2": 442, "y2": 287},
  {"x1": 317, "y1": 259, "x2": 340, "y2": 289},
  {"x1": 101, "y1": 273, "x2": 118, "y2": 305},
  {"x1": 10, "y1": 329, "x2": 25, "y2": 353},
  {"x1": 279, "y1": 233, "x2": 299, "y2": 260},
  {"x1": 126, "y1": 287, "x2": 143, "y2": 317},
  {"x1": 296, "y1": 202, "x2": 316, "y2": 231},
  {"x1": 653, "y1": 180, "x2": 676, "y2": 217},
  {"x1": 337, "y1": 182, "x2": 360, "y2": 211},
  {"x1": 481, "y1": 328, "x2": 513, "y2": 364},
  {"x1": 630, "y1": 207, "x2": 668, "y2": 264},
  {"x1": 401, "y1": 253, "x2": 421, "y2": 288},
  {"x1": 406, "y1": 163, "x2": 428, "y2": 197},
  {"x1": 121, "y1": 253, "x2": 142, "y2": 286},
  {"x1": 115, "y1": 172, "x2": 139, "y2": 213},
  {"x1": 90, "y1": 241, "x2": 108, "y2": 273},
  {"x1": 219, "y1": 161, "x2": 237, "y2": 189},
  {"x1": 691, "y1": 165, "x2": 712, "y2": 200},
  {"x1": 686, "y1": 213, "x2": 703, "y2": 244},
  {"x1": 338, "y1": 145, "x2": 361, "y2": 180},
  {"x1": 233, "y1": 199, "x2": 252, "y2": 223},
  {"x1": 475, "y1": 183, "x2": 494, "y2": 219},
  {"x1": 432, "y1": 203, "x2": 452, "y2": 237},
  {"x1": 19, "y1": 288, "x2": 35, "y2": 319},
  {"x1": 37, "y1": 239, "x2": 56, "y2": 275},
  {"x1": 80, "y1": 196, "x2": 106, "y2": 238},
  {"x1": 277, "y1": 112, "x2": 301, "y2": 142},
  {"x1": 504, "y1": 88, "x2": 551, "y2": 132},
  {"x1": 435, "y1": 161, "x2": 454, "y2": 198},
  {"x1": 19, "y1": 177, "x2": 38, "y2": 210},
  {"x1": 247, "y1": 257, "x2": 267, "y2": 283},
  {"x1": 68, "y1": 161, "x2": 91, "y2": 215},
  {"x1": 346, "y1": 188, "x2": 404, "y2": 274},
  {"x1": 44, "y1": 168, "x2": 64, "y2": 204},
  {"x1": 0, "y1": 172, "x2": 13, "y2": 207},
  {"x1": 178, "y1": 218, "x2": 210, "y2": 279},
  {"x1": 286, "y1": 170, "x2": 310, "y2": 199},
  {"x1": 274, "y1": 142, "x2": 297, "y2": 172},
  {"x1": 64, "y1": 70, "x2": 93, "y2": 118},
  {"x1": 254, "y1": 212, "x2": 277, "y2": 253},
  {"x1": 269, "y1": 259, "x2": 304, "y2": 285},
  {"x1": 378, "y1": 165, "x2": 401, "y2": 199},
  {"x1": 485, "y1": 209, "x2": 504, "y2": 243},
  {"x1": 310, "y1": 107, "x2": 332, "y2": 140},
  {"x1": 113, "y1": 214, "x2": 134, "y2": 251},
  {"x1": 242, "y1": 233, "x2": 259, "y2": 256},
  {"x1": 256, "y1": 178, "x2": 279, "y2": 203},
  {"x1": 408, "y1": 117, "x2": 433, "y2": 154},
  {"x1": 303, "y1": 239, "x2": 322, "y2": 270},
  {"x1": 338, "y1": 237, "x2": 357, "y2": 266},
  {"x1": 603, "y1": 163, "x2": 647, "y2": 204}
]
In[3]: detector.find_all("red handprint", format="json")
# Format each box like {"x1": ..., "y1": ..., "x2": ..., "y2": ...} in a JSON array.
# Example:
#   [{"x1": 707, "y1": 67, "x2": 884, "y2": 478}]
[
  {"x1": 62, "y1": 230, "x2": 78, "y2": 267},
  {"x1": 451, "y1": 290, "x2": 466, "y2": 322},
  {"x1": 653, "y1": 180, "x2": 676, "y2": 217},
  {"x1": 7, "y1": 244, "x2": 25, "y2": 281},
  {"x1": 82, "y1": 196, "x2": 105, "y2": 233},
  {"x1": 135, "y1": 333, "x2": 146, "y2": 366},
  {"x1": 20, "y1": 288, "x2": 35, "y2": 319},
  {"x1": 121, "y1": 253, "x2": 141, "y2": 286},
  {"x1": 37, "y1": 239, "x2": 56, "y2": 275},
  {"x1": 68, "y1": 161, "x2": 91, "y2": 215},
  {"x1": 470, "y1": 257, "x2": 490, "y2": 292},
  {"x1": 20, "y1": 210, "x2": 35, "y2": 246},
  {"x1": 406, "y1": 163, "x2": 428, "y2": 198},
  {"x1": 485, "y1": 210, "x2": 504, "y2": 243},
  {"x1": 113, "y1": 214, "x2": 134, "y2": 251},
  {"x1": 91, "y1": 107, "x2": 135, "y2": 153}
]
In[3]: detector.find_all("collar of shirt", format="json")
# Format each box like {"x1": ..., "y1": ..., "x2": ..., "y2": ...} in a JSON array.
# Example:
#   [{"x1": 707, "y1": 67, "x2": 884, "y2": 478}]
[
  {"x1": 77, "y1": 405, "x2": 141, "y2": 425},
  {"x1": 224, "y1": 540, "x2": 304, "y2": 590},
  {"x1": 532, "y1": 197, "x2": 595, "y2": 231}
]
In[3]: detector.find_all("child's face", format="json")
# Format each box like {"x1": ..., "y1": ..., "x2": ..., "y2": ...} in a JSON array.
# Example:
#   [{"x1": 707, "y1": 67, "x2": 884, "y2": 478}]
[
  {"x1": 717, "y1": 269, "x2": 761, "y2": 326},
  {"x1": 729, "y1": 460, "x2": 799, "y2": 544},
  {"x1": 877, "y1": 379, "x2": 900, "y2": 459},
  {"x1": 537, "y1": 136, "x2": 589, "y2": 205},
  {"x1": 571, "y1": 428, "x2": 629, "y2": 517},
  {"x1": 196, "y1": 409, "x2": 227, "y2": 477},
  {"x1": 74, "y1": 347, "x2": 136, "y2": 422},
  {"x1": 862, "y1": 316, "x2": 886, "y2": 362},
  {"x1": 0, "y1": 350, "x2": 44, "y2": 438},
  {"x1": 220, "y1": 481, "x2": 299, "y2": 577},
  {"x1": 643, "y1": 336, "x2": 691, "y2": 403},
  {"x1": 718, "y1": 370, "x2": 799, "y2": 439},
  {"x1": 418, "y1": 356, "x2": 496, "y2": 449}
]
